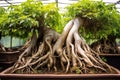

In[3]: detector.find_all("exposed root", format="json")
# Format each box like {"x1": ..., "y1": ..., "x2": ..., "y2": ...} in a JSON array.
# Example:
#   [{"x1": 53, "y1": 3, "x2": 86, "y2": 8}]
[
  {"x1": 62, "y1": 49, "x2": 70, "y2": 73},
  {"x1": 18, "y1": 31, "x2": 37, "y2": 62},
  {"x1": 90, "y1": 35, "x2": 119, "y2": 54},
  {"x1": 0, "y1": 43, "x2": 6, "y2": 52},
  {"x1": 53, "y1": 19, "x2": 74, "y2": 62}
]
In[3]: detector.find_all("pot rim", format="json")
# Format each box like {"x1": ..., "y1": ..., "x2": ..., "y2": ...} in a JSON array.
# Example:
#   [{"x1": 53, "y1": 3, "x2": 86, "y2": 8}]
[
  {"x1": 0, "y1": 73, "x2": 120, "y2": 79},
  {"x1": 0, "y1": 51, "x2": 20, "y2": 54}
]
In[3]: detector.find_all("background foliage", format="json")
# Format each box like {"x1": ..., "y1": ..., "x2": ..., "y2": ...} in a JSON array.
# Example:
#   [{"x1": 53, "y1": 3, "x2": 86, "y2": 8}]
[
  {"x1": 0, "y1": 0, "x2": 120, "y2": 42},
  {"x1": 0, "y1": 0, "x2": 62, "y2": 38},
  {"x1": 65, "y1": 0, "x2": 120, "y2": 40}
]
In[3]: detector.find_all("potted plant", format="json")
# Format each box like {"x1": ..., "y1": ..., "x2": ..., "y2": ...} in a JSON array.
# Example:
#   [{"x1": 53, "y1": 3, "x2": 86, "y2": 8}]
[
  {"x1": 65, "y1": 0, "x2": 120, "y2": 70},
  {"x1": 84, "y1": 1, "x2": 120, "y2": 70},
  {"x1": 0, "y1": 7, "x2": 21, "y2": 71},
  {"x1": 0, "y1": 0, "x2": 120, "y2": 79}
]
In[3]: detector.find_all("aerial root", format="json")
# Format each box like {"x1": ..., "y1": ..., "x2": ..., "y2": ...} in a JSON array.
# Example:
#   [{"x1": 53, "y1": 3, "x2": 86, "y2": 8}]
[
  {"x1": 70, "y1": 43, "x2": 82, "y2": 67},
  {"x1": 62, "y1": 49, "x2": 70, "y2": 73}
]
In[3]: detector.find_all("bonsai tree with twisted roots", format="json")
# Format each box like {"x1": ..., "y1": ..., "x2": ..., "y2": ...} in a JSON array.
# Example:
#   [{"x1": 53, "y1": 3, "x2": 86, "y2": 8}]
[
  {"x1": 65, "y1": 0, "x2": 120, "y2": 54},
  {"x1": 1, "y1": 0, "x2": 120, "y2": 74}
]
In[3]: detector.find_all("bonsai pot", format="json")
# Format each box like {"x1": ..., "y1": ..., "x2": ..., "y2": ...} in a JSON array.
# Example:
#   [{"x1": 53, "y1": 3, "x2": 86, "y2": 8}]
[
  {"x1": 0, "y1": 46, "x2": 23, "y2": 64},
  {"x1": 0, "y1": 51, "x2": 20, "y2": 64},
  {"x1": 100, "y1": 54, "x2": 120, "y2": 70},
  {"x1": 0, "y1": 51, "x2": 20, "y2": 72},
  {"x1": 0, "y1": 47, "x2": 119, "y2": 80},
  {"x1": 0, "y1": 54, "x2": 120, "y2": 80},
  {"x1": 0, "y1": 74, "x2": 120, "y2": 80},
  {"x1": 0, "y1": 62, "x2": 120, "y2": 80}
]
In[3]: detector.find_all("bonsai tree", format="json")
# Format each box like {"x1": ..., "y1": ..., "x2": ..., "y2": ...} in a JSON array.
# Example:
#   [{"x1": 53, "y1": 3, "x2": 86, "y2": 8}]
[
  {"x1": 0, "y1": 0, "x2": 62, "y2": 51},
  {"x1": 65, "y1": 0, "x2": 120, "y2": 54},
  {"x1": 1, "y1": 0, "x2": 120, "y2": 74},
  {"x1": 90, "y1": 1, "x2": 120, "y2": 54}
]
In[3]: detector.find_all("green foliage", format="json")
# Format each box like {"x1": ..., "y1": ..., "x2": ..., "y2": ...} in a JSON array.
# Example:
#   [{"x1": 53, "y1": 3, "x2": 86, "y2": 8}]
[
  {"x1": 0, "y1": 7, "x2": 5, "y2": 15},
  {"x1": 66, "y1": 0, "x2": 120, "y2": 39},
  {"x1": 43, "y1": 3, "x2": 62, "y2": 33},
  {"x1": 101, "y1": 57, "x2": 107, "y2": 62},
  {"x1": 71, "y1": 67, "x2": 82, "y2": 74},
  {"x1": 0, "y1": 0, "x2": 62, "y2": 38}
]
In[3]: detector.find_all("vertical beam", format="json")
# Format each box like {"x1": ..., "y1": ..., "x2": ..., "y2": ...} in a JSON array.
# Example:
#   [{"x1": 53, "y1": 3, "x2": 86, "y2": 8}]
[{"x1": 55, "y1": 0, "x2": 58, "y2": 7}]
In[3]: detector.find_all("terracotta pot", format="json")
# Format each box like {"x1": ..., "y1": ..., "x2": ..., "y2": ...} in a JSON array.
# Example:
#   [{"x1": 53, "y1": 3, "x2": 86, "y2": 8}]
[
  {"x1": 0, "y1": 74, "x2": 120, "y2": 80},
  {"x1": 0, "y1": 64, "x2": 120, "y2": 80}
]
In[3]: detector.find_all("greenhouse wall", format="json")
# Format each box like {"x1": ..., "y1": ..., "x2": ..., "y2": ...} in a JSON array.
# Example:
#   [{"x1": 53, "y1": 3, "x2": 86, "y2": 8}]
[{"x1": 0, "y1": 36, "x2": 25, "y2": 48}]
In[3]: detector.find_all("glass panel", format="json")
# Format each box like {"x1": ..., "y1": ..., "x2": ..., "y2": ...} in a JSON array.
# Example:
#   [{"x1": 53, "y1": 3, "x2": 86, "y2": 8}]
[{"x1": 0, "y1": 36, "x2": 25, "y2": 48}]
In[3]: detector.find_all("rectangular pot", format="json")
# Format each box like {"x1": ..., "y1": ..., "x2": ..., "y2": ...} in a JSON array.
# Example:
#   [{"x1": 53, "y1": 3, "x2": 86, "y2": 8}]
[
  {"x1": 0, "y1": 74, "x2": 120, "y2": 80},
  {"x1": 0, "y1": 51, "x2": 20, "y2": 64},
  {"x1": 100, "y1": 54, "x2": 120, "y2": 70},
  {"x1": 0, "y1": 51, "x2": 20, "y2": 72}
]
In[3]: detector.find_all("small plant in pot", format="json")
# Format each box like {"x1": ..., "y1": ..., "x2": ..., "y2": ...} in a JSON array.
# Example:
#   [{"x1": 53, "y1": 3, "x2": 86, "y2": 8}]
[{"x1": 0, "y1": 0, "x2": 120, "y2": 74}]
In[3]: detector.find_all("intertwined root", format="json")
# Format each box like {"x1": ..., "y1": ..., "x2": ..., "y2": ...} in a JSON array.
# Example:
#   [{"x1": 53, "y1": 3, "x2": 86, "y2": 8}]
[
  {"x1": 1, "y1": 17, "x2": 120, "y2": 74},
  {"x1": 90, "y1": 37, "x2": 120, "y2": 54}
]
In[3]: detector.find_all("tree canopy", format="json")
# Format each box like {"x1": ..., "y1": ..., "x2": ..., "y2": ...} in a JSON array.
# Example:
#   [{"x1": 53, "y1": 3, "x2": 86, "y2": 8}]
[
  {"x1": 0, "y1": 0, "x2": 62, "y2": 38},
  {"x1": 65, "y1": 0, "x2": 120, "y2": 39},
  {"x1": 0, "y1": 0, "x2": 120, "y2": 40}
]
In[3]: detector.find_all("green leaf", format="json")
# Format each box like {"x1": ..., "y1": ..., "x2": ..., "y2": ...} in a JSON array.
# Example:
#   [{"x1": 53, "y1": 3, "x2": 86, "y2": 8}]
[{"x1": 65, "y1": 0, "x2": 120, "y2": 40}]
